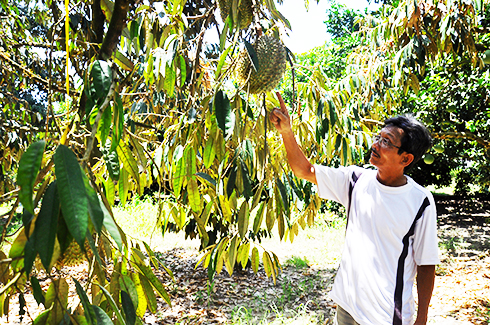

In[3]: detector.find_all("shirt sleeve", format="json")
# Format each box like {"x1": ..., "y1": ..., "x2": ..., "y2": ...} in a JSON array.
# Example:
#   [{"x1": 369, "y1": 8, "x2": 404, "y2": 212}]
[
  {"x1": 315, "y1": 165, "x2": 359, "y2": 207},
  {"x1": 412, "y1": 194, "x2": 440, "y2": 266}
]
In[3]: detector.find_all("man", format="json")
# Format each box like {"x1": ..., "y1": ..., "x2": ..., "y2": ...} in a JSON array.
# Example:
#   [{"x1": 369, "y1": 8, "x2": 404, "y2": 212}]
[{"x1": 270, "y1": 93, "x2": 439, "y2": 325}]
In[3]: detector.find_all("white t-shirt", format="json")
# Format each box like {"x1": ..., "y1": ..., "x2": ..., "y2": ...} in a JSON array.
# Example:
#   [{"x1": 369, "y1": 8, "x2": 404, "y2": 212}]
[{"x1": 315, "y1": 165, "x2": 440, "y2": 325}]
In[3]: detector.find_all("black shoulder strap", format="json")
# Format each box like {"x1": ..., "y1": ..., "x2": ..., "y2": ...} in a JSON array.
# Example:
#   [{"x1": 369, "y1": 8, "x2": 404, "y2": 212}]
[{"x1": 346, "y1": 172, "x2": 360, "y2": 229}]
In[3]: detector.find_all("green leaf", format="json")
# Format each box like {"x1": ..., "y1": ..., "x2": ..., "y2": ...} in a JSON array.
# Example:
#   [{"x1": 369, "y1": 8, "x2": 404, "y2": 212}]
[
  {"x1": 119, "y1": 167, "x2": 129, "y2": 206},
  {"x1": 34, "y1": 181, "x2": 60, "y2": 270},
  {"x1": 240, "y1": 161, "x2": 252, "y2": 200},
  {"x1": 86, "y1": 229, "x2": 103, "y2": 266},
  {"x1": 196, "y1": 172, "x2": 216, "y2": 188},
  {"x1": 117, "y1": 141, "x2": 140, "y2": 188},
  {"x1": 195, "y1": 200, "x2": 212, "y2": 247},
  {"x1": 329, "y1": 103, "x2": 337, "y2": 126},
  {"x1": 115, "y1": 51, "x2": 135, "y2": 72},
  {"x1": 244, "y1": 41, "x2": 259, "y2": 72},
  {"x1": 56, "y1": 215, "x2": 72, "y2": 256},
  {"x1": 335, "y1": 134, "x2": 342, "y2": 152},
  {"x1": 112, "y1": 94, "x2": 124, "y2": 151},
  {"x1": 172, "y1": 146, "x2": 185, "y2": 198},
  {"x1": 104, "y1": 178, "x2": 115, "y2": 206},
  {"x1": 96, "y1": 284, "x2": 127, "y2": 325},
  {"x1": 187, "y1": 176, "x2": 202, "y2": 214},
  {"x1": 82, "y1": 174, "x2": 104, "y2": 234},
  {"x1": 216, "y1": 46, "x2": 232, "y2": 78},
  {"x1": 237, "y1": 201, "x2": 249, "y2": 239},
  {"x1": 131, "y1": 272, "x2": 148, "y2": 317},
  {"x1": 265, "y1": 199, "x2": 274, "y2": 232},
  {"x1": 17, "y1": 140, "x2": 45, "y2": 214},
  {"x1": 74, "y1": 278, "x2": 96, "y2": 325},
  {"x1": 265, "y1": 0, "x2": 291, "y2": 30},
  {"x1": 33, "y1": 310, "x2": 50, "y2": 325},
  {"x1": 98, "y1": 105, "x2": 112, "y2": 146},
  {"x1": 23, "y1": 238, "x2": 36, "y2": 276},
  {"x1": 226, "y1": 165, "x2": 237, "y2": 198},
  {"x1": 185, "y1": 146, "x2": 197, "y2": 177},
  {"x1": 31, "y1": 276, "x2": 45, "y2": 306},
  {"x1": 129, "y1": 136, "x2": 147, "y2": 172},
  {"x1": 92, "y1": 305, "x2": 113, "y2": 325},
  {"x1": 139, "y1": 274, "x2": 157, "y2": 313},
  {"x1": 178, "y1": 55, "x2": 186, "y2": 86},
  {"x1": 227, "y1": 235, "x2": 239, "y2": 274},
  {"x1": 100, "y1": 0, "x2": 114, "y2": 22},
  {"x1": 54, "y1": 145, "x2": 88, "y2": 247},
  {"x1": 132, "y1": 261, "x2": 171, "y2": 307},
  {"x1": 119, "y1": 275, "x2": 139, "y2": 313},
  {"x1": 214, "y1": 90, "x2": 235, "y2": 139},
  {"x1": 253, "y1": 201, "x2": 266, "y2": 234},
  {"x1": 102, "y1": 209, "x2": 124, "y2": 251},
  {"x1": 121, "y1": 291, "x2": 136, "y2": 325},
  {"x1": 276, "y1": 177, "x2": 289, "y2": 214},
  {"x1": 316, "y1": 99, "x2": 324, "y2": 118},
  {"x1": 45, "y1": 278, "x2": 68, "y2": 324},
  {"x1": 86, "y1": 60, "x2": 113, "y2": 105},
  {"x1": 171, "y1": 206, "x2": 186, "y2": 230},
  {"x1": 251, "y1": 247, "x2": 259, "y2": 273},
  {"x1": 239, "y1": 242, "x2": 250, "y2": 269},
  {"x1": 219, "y1": 18, "x2": 229, "y2": 51},
  {"x1": 262, "y1": 251, "x2": 272, "y2": 278},
  {"x1": 164, "y1": 64, "x2": 176, "y2": 98},
  {"x1": 103, "y1": 139, "x2": 120, "y2": 182}
]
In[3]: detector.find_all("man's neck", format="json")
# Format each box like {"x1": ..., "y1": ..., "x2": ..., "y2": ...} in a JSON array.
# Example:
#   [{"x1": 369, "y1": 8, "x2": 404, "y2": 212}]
[{"x1": 376, "y1": 170, "x2": 407, "y2": 187}]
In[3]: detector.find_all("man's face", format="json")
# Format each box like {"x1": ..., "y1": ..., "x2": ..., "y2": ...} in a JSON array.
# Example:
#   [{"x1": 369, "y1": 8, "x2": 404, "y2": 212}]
[{"x1": 369, "y1": 126, "x2": 406, "y2": 170}]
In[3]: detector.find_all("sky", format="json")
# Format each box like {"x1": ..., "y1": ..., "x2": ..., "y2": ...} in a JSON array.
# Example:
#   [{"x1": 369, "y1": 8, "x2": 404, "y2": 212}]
[{"x1": 278, "y1": 0, "x2": 380, "y2": 54}]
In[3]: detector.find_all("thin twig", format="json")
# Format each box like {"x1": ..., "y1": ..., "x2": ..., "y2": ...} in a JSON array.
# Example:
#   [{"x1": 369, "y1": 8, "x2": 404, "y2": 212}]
[{"x1": 0, "y1": 197, "x2": 19, "y2": 246}]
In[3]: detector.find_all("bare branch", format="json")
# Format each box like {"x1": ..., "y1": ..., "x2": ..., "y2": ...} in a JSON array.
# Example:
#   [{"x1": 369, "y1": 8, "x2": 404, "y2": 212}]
[
  {"x1": 432, "y1": 131, "x2": 490, "y2": 149},
  {"x1": 0, "y1": 50, "x2": 79, "y2": 96}
]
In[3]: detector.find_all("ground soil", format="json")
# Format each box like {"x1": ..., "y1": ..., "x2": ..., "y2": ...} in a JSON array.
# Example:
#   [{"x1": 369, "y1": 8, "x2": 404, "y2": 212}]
[{"x1": 1, "y1": 195, "x2": 490, "y2": 324}]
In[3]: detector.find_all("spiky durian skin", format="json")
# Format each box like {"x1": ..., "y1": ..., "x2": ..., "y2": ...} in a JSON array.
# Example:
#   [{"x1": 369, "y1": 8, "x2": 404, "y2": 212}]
[
  {"x1": 236, "y1": 36, "x2": 287, "y2": 94},
  {"x1": 56, "y1": 240, "x2": 92, "y2": 268},
  {"x1": 218, "y1": 0, "x2": 254, "y2": 29},
  {"x1": 218, "y1": 0, "x2": 230, "y2": 23}
]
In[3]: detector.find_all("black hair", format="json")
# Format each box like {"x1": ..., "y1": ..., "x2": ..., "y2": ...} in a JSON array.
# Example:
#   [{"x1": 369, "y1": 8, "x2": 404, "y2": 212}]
[{"x1": 383, "y1": 115, "x2": 432, "y2": 172}]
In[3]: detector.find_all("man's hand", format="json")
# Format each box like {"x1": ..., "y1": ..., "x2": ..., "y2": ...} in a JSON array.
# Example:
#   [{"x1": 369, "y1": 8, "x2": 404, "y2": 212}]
[
  {"x1": 270, "y1": 92, "x2": 292, "y2": 135},
  {"x1": 268, "y1": 92, "x2": 317, "y2": 184}
]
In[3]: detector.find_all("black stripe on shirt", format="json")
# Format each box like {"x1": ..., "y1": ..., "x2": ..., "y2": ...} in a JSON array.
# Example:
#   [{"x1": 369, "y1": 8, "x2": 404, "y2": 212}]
[
  {"x1": 346, "y1": 172, "x2": 359, "y2": 229},
  {"x1": 392, "y1": 197, "x2": 430, "y2": 325}
]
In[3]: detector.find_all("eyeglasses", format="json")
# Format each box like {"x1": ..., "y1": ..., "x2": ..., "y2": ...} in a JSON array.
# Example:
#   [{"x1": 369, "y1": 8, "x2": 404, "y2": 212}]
[{"x1": 372, "y1": 134, "x2": 401, "y2": 149}]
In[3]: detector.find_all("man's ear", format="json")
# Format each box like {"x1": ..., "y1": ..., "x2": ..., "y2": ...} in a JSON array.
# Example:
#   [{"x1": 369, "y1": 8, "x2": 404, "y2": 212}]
[{"x1": 401, "y1": 152, "x2": 414, "y2": 168}]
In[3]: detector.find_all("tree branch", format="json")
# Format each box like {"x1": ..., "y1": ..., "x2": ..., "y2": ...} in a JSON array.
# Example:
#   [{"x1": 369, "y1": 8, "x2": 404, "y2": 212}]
[
  {"x1": 0, "y1": 50, "x2": 78, "y2": 96},
  {"x1": 432, "y1": 131, "x2": 490, "y2": 149},
  {"x1": 98, "y1": 0, "x2": 131, "y2": 60}
]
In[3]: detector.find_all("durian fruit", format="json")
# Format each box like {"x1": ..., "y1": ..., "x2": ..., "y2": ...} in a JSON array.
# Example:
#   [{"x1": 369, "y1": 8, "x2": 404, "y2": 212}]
[
  {"x1": 235, "y1": 35, "x2": 287, "y2": 94},
  {"x1": 56, "y1": 239, "x2": 93, "y2": 268},
  {"x1": 218, "y1": 0, "x2": 254, "y2": 29}
]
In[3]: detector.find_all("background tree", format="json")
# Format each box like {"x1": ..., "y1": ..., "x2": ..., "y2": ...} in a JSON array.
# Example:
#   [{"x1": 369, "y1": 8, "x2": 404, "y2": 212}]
[{"x1": 352, "y1": 0, "x2": 490, "y2": 193}]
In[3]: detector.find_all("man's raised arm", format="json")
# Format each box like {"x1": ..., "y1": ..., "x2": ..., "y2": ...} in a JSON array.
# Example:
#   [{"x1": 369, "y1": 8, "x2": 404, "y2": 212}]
[{"x1": 270, "y1": 92, "x2": 317, "y2": 184}]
